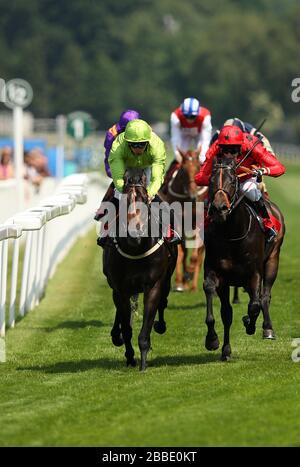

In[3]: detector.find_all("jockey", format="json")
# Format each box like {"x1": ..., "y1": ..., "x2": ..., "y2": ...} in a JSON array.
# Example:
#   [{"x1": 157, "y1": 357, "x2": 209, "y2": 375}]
[
  {"x1": 209, "y1": 117, "x2": 275, "y2": 199},
  {"x1": 162, "y1": 97, "x2": 212, "y2": 192},
  {"x1": 94, "y1": 109, "x2": 140, "y2": 221},
  {"x1": 210, "y1": 117, "x2": 275, "y2": 154},
  {"x1": 104, "y1": 109, "x2": 140, "y2": 178},
  {"x1": 195, "y1": 125, "x2": 286, "y2": 242},
  {"x1": 97, "y1": 119, "x2": 181, "y2": 247}
]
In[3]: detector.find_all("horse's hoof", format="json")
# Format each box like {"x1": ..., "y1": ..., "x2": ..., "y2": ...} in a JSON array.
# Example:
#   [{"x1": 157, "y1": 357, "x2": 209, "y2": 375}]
[
  {"x1": 154, "y1": 320, "x2": 166, "y2": 334},
  {"x1": 242, "y1": 316, "x2": 256, "y2": 335},
  {"x1": 111, "y1": 334, "x2": 124, "y2": 347},
  {"x1": 139, "y1": 363, "x2": 147, "y2": 372},
  {"x1": 221, "y1": 354, "x2": 231, "y2": 362},
  {"x1": 232, "y1": 299, "x2": 240, "y2": 304},
  {"x1": 126, "y1": 358, "x2": 137, "y2": 367},
  {"x1": 263, "y1": 329, "x2": 276, "y2": 339},
  {"x1": 205, "y1": 336, "x2": 219, "y2": 351}
]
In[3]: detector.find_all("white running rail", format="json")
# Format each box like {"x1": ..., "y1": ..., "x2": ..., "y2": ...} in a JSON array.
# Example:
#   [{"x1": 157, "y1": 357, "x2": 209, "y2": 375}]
[{"x1": 0, "y1": 172, "x2": 106, "y2": 338}]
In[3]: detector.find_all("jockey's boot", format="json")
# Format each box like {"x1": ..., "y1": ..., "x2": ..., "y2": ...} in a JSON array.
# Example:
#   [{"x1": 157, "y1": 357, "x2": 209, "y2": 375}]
[
  {"x1": 94, "y1": 182, "x2": 115, "y2": 221},
  {"x1": 165, "y1": 224, "x2": 182, "y2": 244},
  {"x1": 253, "y1": 197, "x2": 277, "y2": 243},
  {"x1": 97, "y1": 221, "x2": 112, "y2": 248},
  {"x1": 96, "y1": 190, "x2": 119, "y2": 248}
]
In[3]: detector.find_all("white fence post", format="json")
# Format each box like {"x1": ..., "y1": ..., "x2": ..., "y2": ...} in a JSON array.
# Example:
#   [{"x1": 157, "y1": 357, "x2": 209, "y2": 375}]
[
  {"x1": 0, "y1": 225, "x2": 23, "y2": 336},
  {"x1": 0, "y1": 172, "x2": 105, "y2": 338}
]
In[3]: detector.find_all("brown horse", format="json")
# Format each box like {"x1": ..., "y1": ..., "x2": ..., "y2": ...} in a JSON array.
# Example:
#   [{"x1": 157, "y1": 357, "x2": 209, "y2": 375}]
[
  {"x1": 103, "y1": 168, "x2": 177, "y2": 370},
  {"x1": 159, "y1": 149, "x2": 206, "y2": 291},
  {"x1": 203, "y1": 155, "x2": 285, "y2": 360}
]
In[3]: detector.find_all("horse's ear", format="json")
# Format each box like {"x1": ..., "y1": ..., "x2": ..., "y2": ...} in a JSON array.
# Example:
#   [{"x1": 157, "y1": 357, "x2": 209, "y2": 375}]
[{"x1": 177, "y1": 147, "x2": 186, "y2": 159}]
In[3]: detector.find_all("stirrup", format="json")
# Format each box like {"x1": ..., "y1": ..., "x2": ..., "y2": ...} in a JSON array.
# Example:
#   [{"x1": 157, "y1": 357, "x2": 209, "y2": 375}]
[{"x1": 166, "y1": 230, "x2": 182, "y2": 245}]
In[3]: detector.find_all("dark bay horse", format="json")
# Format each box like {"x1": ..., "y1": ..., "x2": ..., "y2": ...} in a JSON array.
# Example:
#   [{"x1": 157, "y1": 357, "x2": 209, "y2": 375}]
[
  {"x1": 102, "y1": 169, "x2": 177, "y2": 370},
  {"x1": 203, "y1": 156, "x2": 285, "y2": 360},
  {"x1": 159, "y1": 149, "x2": 206, "y2": 291}
]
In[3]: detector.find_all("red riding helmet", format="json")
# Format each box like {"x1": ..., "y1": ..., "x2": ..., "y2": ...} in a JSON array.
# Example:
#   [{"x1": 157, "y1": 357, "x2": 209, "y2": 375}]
[{"x1": 217, "y1": 125, "x2": 244, "y2": 146}]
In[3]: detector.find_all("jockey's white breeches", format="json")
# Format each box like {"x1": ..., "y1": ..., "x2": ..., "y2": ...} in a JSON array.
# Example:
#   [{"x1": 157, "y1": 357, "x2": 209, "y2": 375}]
[{"x1": 240, "y1": 177, "x2": 262, "y2": 202}]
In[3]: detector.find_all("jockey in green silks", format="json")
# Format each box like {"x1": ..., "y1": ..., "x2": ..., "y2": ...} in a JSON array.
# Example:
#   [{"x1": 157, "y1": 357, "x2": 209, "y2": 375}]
[
  {"x1": 97, "y1": 119, "x2": 181, "y2": 248},
  {"x1": 109, "y1": 119, "x2": 166, "y2": 199}
]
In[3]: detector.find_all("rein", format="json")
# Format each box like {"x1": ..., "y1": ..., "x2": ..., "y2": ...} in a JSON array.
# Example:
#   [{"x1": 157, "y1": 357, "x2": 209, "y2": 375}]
[
  {"x1": 113, "y1": 180, "x2": 165, "y2": 260},
  {"x1": 168, "y1": 170, "x2": 189, "y2": 199},
  {"x1": 209, "y1": 163, "x2": 255, "y2": 241},
  {"x1": 113, "y1": 238, "x2": 165, "y2": 260},
  {"x1": 168, "y1": 167, "x2": 203, "y2": 200}
]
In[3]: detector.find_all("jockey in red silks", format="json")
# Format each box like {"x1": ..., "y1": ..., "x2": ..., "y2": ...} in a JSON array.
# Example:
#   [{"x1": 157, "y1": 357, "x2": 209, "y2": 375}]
[
  {"x1": 161, "y1": 97, "x2": 212, "y2": 192},
  {"x1": 195, "y1": 125, "x2": 286, "y2": 242}
]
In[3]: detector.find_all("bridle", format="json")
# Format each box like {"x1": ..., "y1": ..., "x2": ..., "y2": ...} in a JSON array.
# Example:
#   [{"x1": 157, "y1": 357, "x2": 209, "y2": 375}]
[
  {"x1": 114, "y1": 179, "x2": 164, "y2": 260},
  {"x1": 209, "y1": 163, "x2": 254, "y2": 241},
  {"x1": 209, "y1": 164, "x2": 240, "y2": 214}
]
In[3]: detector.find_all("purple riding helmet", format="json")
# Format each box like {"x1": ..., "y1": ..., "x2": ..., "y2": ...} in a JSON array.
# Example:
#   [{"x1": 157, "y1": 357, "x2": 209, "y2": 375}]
[{"x1": 104, "y1": 109, "x2": 140, "y2": 177}]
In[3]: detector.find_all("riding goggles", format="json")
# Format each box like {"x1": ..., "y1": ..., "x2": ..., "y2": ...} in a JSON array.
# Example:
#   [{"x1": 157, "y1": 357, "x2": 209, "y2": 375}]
[
  {"x1": 219, "y1": 145, "x2": 241, "y2": 155},
  {"x1": 129, "y1": 142, "x2": 148, "y2": 149},
  {"x1": 184, "y1": 114, "x2": 197, "y2": 120}
]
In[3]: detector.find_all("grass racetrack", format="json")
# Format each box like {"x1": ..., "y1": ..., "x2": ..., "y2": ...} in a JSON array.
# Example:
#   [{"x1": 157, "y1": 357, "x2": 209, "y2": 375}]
[{"x1": 0, "y1": 162, "x2": 300, "y2": 447}]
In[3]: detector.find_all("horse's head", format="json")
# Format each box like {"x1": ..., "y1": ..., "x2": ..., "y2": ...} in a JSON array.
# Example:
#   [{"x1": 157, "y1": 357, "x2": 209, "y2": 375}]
[
  {"x1": 178, "y1": 148, "x2": 201, "y2": 200},
  {"x1": 123, "y1": 168, "x2": 149, "y2": 243},
  {"x1": 208, "y1": 155, "x2": 239, "y2": 223}
]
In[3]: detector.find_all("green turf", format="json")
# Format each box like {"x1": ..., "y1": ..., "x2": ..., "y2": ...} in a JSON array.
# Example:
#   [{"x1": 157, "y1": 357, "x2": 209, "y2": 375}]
[{"x1": 0, "y1": 162, "x2": 300, "y2": 447}]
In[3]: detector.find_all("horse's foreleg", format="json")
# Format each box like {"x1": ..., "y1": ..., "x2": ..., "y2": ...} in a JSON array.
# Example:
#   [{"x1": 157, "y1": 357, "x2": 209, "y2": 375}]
[
  {"x1": 217, "y1": 285, "x2": 232, "y2": 361},
  {"x1": 110, "y1": 301, "x2": 124, "y2": 347},
  {"x1": 174, "y1": 244, "x2": 185, "y2": 292},
  {"x1": 113, "y1": 291, "x2": 136, "y2": 367},
  {"x1": 154, "y1": 271, "x2": 173, "y2": 335},
  {"x1": 191, "y1": 245, "x2": 205, "y2": 291},
  {"x1": 232, "y1": 286, "x2": 240, "y2": 304},
  {"x1": 261, "y1": 255, "x2": 279, "y2": 339},
  {"x1": 204, "y1": 271, "x2": 219, "y2": 350},
  {"x1": 139, "y1": 281, "x2": 163, "y2": 371},
  {"x1": 243, "y1": 273, "x2": 262, "y2": 335}
]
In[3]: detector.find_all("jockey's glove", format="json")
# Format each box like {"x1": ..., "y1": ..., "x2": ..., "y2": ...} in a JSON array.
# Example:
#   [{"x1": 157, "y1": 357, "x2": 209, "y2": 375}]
[{"x1": 252, "y1": 167, "x2": 267, "y2": 181}]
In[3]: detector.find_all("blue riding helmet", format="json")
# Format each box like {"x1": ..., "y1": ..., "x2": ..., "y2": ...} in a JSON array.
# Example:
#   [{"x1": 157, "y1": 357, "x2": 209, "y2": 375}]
[{"x1": 181, "y1": 97, "x2": 200, "y2": 117}]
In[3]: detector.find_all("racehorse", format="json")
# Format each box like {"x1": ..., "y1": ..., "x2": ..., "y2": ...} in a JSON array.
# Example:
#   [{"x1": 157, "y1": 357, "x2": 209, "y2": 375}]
[
  {"x1": 203, "y1": 155, "x2": 285, "y2": 360},
  {"x1": 159, "y1": 149, "x2": 206, "y2": 291},
  {"x1": 102, "y1": 168, "x2": 177, "y2": 371}
]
